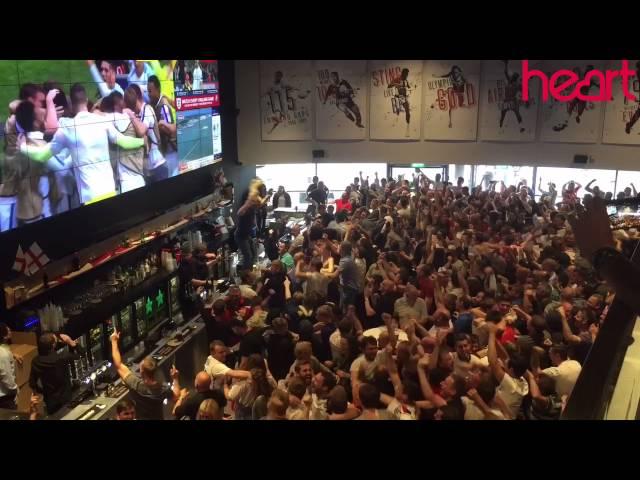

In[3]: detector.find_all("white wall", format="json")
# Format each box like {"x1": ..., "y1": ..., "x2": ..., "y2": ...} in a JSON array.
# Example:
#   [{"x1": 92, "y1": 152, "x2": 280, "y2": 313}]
[{"x1": 235, "y1": 60, "x2": 640, "y2": 170}]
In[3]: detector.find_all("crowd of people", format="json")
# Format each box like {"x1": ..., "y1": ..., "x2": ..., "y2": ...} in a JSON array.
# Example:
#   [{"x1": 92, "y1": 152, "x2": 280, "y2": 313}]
[
  {"x1": 4, "y1": 167, "x2": 636, "y2": 420},
  {"x1": 106, "y1": 168, "x2": 637, "y2": 420},
  {"x1": 0, "y1": 61, "x2": 178, "y2": 232}
]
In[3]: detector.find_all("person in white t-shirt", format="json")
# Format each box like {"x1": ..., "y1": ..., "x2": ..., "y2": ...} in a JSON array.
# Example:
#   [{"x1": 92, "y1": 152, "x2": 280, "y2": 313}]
[
  {"x1": 285, "y1": 376, "x2": 309, "y2": 420},
  {"x1": 461, "y1": 376, "x2": 512, "y2": 420},
  {"x1": 204, "y1": 341, "x2": 250, "y2": 389},
  {"x1": 192, "y1": 61, "x2": 203, "y2": 91},
  {"x1": 453, "y1": 333, "x2": 488, "y2": 379},
  {"x1": 487, "y1": 322, "x2": 529, "y2": 419},
  {"x1": 350, "y1": 336, "x2": 387, "y2": 407},
  {"x1": 19, "y1": 84, "x2": 144, "y2": 205},
  {"x1": 541, "y1": 344, "x2": 581, "y2": 399}
]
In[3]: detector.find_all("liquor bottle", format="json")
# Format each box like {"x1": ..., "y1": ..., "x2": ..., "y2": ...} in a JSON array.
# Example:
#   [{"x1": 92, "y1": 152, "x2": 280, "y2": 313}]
[
  {"x1": 223, "y1": 245, "x2": 230, "y2": 276},
  {"x1": 217, "y1": 248, "x2": 224, "y2": 278}
]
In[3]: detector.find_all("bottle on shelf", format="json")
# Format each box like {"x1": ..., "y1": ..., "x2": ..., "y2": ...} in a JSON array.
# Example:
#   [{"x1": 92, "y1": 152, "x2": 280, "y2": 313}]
[{"x1": 223, "y1": 245, "x2": 230, "y2": 277}]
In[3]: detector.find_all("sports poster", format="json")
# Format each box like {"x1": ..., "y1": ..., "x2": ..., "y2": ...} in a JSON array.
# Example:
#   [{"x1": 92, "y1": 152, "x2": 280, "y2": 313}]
[
  {"x1": 369, "y1": 60, "x2": 423, "y2": 140},
  {"x1": 479, "y1": 60, "x2": 540, "y2": 142},
  {"x1": 602, "y1": 59, "x2": 640, "y2": 145},
  {"x1": 539, "y1": 60, "x2": 604, "y2": 143},
  {"x1": 423, "y1": 60, "x2": 480, "y2": 141},
  {"x1": 315, "y1": 60, "x2": 367, "y2": 140},
  {"x1": 260, "y1": 60, "x2": 312, "y2": 141}
]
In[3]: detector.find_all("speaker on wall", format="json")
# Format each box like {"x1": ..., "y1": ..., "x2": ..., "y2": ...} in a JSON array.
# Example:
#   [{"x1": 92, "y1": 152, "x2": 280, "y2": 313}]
[
  {"x1": 312, "y1": 150, "x2": 325, "y2": 159},
  {"x1": 574, "y1": 154, "x2": 589, "y2": 164}
]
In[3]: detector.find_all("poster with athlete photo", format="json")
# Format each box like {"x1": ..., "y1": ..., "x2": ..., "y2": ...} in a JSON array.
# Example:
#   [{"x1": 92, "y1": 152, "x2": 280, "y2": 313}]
[
  {"x1": 423, "y1": 60, "x2": 480, "y2": 141},
  {"x1": 602, "y1": 60, "x2": 640, "y2": 145},
  {"x1": 479, "y1": 60, "x2": 540, "y2": 142},
  {"x1": 539, "y1": 60, "x2": 604, "y2": 143},
  {"x1": 260, "y1": 60, "x2": 312, "y2": 141},
  {"x1": 369, "y1": 60, "x2": 423, "y2": 140},
  {"x1": 315, "y1": 60, "x2": 367, "y2": 140}
]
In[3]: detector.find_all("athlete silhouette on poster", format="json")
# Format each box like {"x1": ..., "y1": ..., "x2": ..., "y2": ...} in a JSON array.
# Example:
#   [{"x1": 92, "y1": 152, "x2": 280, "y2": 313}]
[
  {"x1": 387, "y1": 68, "x2": 412, "y2": 137},
  {"x1": 432, "y1": 65, "x2": 467, "y2": 128},
  {"x1": 323, "y1": 72, "x2": 364, "y2": 128},
  {"x1": 625, "y1": 61, "x2": 640, "y2": 134},
  {"x1": 552, "y1": 65, "x2": 599, "y2": 132},
  {"x1": 499, "y1": 60, "x2": 529, "y2": 132},
  {"x1": 263, "y1": 70, "x2": 311, "y2": 135}
]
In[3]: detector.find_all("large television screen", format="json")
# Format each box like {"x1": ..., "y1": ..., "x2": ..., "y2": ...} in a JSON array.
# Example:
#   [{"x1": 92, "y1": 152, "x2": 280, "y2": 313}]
[{"x1": 0, "y1": 59, "x2": 221, "y2": 233}]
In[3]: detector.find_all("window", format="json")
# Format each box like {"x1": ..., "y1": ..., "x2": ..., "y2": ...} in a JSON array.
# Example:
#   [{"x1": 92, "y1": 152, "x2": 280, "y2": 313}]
[
  {"x1": 390, "y1": 166, "x2": 445, "y2": 184},
  {"x1": 474, "y1": 165, "x2": 534, "y2": 191},
  {"x1": 614, "y1": 171, "x2": 640, "y2": 197},
  {"x1": 256, "y1": 164, "x2": 316, "y2": 209},
  {"x1": 317, "y1": 162, "x2": 386, "y2": 201},
  {"x1": 536, "y1": 167, "x2": 617, "y2": 199},
  {"x1": 449, "y1": 164, "x2": 473, "y2": 186}
]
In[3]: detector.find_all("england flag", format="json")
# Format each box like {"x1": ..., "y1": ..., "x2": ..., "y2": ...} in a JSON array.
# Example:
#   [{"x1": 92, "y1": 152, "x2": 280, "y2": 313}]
[{"x1": 25, "y1": 242, "x2": 50, "y2": 275}]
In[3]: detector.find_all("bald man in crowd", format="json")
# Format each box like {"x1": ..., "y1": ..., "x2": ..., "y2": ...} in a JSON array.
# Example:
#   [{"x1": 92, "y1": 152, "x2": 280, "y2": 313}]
[{"x1": 172, "y1": 369, "x2": 227, "y2": 420}]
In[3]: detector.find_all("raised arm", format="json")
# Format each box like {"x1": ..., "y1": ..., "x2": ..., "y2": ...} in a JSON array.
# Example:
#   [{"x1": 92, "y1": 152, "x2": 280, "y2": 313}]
[
  {"x1": 487, "y1": 323, "x2": 505, "y2": 383},
  {"x1": 558, "y1": 306, "x2": 581, "y2": 344},
  {"x1": 44, "y1": 89, "x2": 60, "y2": 135},
  {"x1": 417, "y1": 357, "x2": 446, "y2": 408},
  {"x1": 19, "y1": 138, "x2": 55, "y2": 163},
  {"x1": 109, "y1": 331, "x2": 132, "y2": 380},
  {"x1": 512, "y1": 305, "x2": 532, "y2": 326},
  {"x1": 123, "y1": 108, "x2": 149, "y2": 137},
  {"x1": 384, "y1": 345, "x2": 403, "y2": 398},
  {"x1": 108, "y1": 125, "x2": 145, "y2": 150},
  {"x1": 457, "y1": 268, "x2": 470, "y2": 297},
  {"x1": 169, "y1": 365, "x2": 182, "y2": 401},
  {"x1": 466, "y1": 388, "x2": 504, "y2": 420},
  {"x1": 364, "y1": 288, "x2": 377, "y2": 318},
  {"x1": 525, "y1": 370, "x2": 550, "y2": 412},
  {"x1": 429, "y1": 329, "x2": 447, "y2": 371},
  {"x1": 87, "y1": 60, "x2": 112, "y2": 98}
]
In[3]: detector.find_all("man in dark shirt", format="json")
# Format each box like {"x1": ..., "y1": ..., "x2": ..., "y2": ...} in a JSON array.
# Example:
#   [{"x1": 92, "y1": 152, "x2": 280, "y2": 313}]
[
  {"x1": 319, "y1": 204, "x2": 335, "y2": 228},
  {"x1": 234, "y1": 314, "x2": 267, "y2": 368},
  {"x1": 307, "y1": 181, "x2": 328, "y2": 216},
  {"x1": 308, "y1": 181, "x2": 328, "y2": 205},
  {"x1": 171, "y1": 370, "x2": 227, "y2": 420},
  {"x1": 178, "y1": 243, "x2": 209, "y2": 316},
  {"x1": 236, "y1": 189, "x2": 260, "y2": 271},
  {"x1": 307, "y1": 176, "x2": 329, "y2": 195},
  {"x1": 376, "y1": 279, "x2": 402, "y2": 319},
  {"x1": 339, "y1": 241, "x2": 360, "y2": 311},
  {"x1": 264, "y1": 317, "x2": 296, "y2": 381},
  {"x1": 29, "y1": 332, "x2": 82, "y2": 415},
  {"x1": 110, "y1": 330, "x2": 172, "y2": 420}
]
